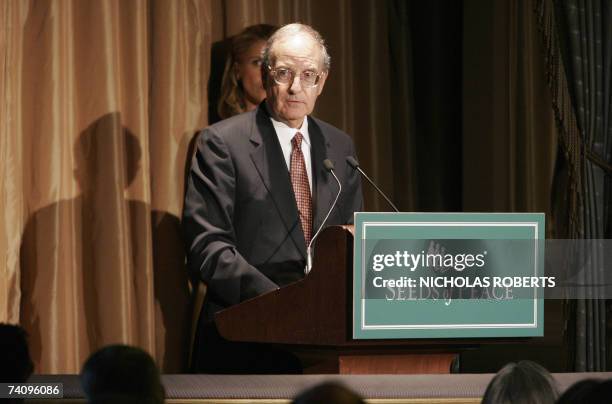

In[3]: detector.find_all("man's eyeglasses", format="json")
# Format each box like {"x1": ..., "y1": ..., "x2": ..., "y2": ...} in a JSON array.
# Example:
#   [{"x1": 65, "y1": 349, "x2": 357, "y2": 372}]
[{"x1": 267, "y1": 66, "x2": 323, "y2": 88}]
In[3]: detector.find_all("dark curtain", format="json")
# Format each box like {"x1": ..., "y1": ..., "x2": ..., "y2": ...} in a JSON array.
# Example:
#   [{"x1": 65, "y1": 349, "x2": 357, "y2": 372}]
[
  {"x1": 459, "y1": 0, "x2": 562, "y2": 372},
  {"x1": 557, "y1": 0, "x2": 612, "y2": 372},
  {"x1": 388, "y1": 0, "x2": 463, "y2": 212},
  {"x1": 537, "y1": 0, "x2": 612, "y2": 371}
]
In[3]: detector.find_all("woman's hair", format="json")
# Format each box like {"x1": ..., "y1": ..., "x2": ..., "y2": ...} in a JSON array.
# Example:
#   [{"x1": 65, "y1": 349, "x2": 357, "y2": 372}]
[
  {"x1": 481, "y1": 361, "x2": 558, "y2": 404},
  {"x1": 218, "y1": 24, "x2": 277, "y2": 119}
]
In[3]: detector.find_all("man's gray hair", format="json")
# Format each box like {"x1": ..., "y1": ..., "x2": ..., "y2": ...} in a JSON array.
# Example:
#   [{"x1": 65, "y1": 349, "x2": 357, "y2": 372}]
[{"x1": 262, "y1": 23, "x2": 331, "y2": 71}]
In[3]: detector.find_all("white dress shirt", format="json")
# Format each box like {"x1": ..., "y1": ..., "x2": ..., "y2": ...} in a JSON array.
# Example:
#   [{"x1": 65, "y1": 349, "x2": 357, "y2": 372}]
[{"x1": 270, "y1": 116, "x2": 313, "y2": 193}]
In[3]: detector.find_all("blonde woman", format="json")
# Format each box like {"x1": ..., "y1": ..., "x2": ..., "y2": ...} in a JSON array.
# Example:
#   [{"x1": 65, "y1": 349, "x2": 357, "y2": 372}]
[{"x1": 217, "y1": 24, "x2": 277, "y2": 120}]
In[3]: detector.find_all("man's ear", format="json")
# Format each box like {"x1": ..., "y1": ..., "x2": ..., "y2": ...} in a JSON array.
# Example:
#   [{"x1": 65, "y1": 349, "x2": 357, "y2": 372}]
[{"x1": 316, "y1": 71, "x2": 328, "y2": 96}]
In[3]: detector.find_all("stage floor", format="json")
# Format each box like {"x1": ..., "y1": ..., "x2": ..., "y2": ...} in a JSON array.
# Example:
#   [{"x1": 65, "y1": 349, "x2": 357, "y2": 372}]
[{"x1": 26, "y1": 372, "x2": 612, "y2": 404}]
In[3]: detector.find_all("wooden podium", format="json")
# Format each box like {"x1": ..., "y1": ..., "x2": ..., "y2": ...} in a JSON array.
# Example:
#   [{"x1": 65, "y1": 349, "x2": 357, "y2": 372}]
[{"x1": 215, "y1": 225, "x2": 462, "y2": 374}]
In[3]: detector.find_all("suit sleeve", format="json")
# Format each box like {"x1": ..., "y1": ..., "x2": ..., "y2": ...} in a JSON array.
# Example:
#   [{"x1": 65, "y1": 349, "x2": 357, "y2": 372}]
[
  {"x1": 182, "y1": 128, "x2": 278, "y2": 306},
  {"x1": 343, "y1": 139, "x2": 364, "y2": 224}
]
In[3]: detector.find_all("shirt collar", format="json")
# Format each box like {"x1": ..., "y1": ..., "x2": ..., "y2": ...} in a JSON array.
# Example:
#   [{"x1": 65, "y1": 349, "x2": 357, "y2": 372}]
[{"x1": 269, "y1": 115, "x2": 311, "y2": 147}]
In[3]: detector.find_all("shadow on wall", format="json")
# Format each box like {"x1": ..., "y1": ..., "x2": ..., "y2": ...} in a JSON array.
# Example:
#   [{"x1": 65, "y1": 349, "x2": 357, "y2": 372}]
[
  {"x1": 20, "y1": 112, "x2": 191, "y2": 373},
  {"x1": 207, "y1": 37, "x2": 232, "y2": 125}
]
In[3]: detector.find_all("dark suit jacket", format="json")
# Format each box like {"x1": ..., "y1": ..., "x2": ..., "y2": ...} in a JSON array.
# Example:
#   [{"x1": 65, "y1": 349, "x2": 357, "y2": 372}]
[{"x1": 182, "y1": 104, "x2": 363, "y2": 320}]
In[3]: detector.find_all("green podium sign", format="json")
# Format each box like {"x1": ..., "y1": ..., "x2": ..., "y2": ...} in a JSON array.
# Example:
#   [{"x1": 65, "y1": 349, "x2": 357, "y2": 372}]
[{"x1": 353, "y1": 213, "x2": 545, "y2": 339}]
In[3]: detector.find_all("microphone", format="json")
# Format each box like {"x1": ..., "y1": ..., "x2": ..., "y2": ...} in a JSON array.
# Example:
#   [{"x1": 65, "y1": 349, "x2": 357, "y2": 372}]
[
  {"x1": 346, "y1": 156, "x2": 400, "y2": 212},
  {"x1": 305, "y1": 159, "x2": 342, "y2": 274}
]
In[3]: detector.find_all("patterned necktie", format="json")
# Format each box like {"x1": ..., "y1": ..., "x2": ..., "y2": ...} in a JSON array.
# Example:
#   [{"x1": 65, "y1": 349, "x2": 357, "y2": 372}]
[{"x1": 290, "y1": 132, "x2": 313, "y2": 246}]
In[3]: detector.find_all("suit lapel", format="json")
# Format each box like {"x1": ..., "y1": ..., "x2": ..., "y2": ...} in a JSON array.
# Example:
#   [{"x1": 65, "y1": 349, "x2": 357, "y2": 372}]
[
  {"x1": 309, "y1": 117, "x2": 334, "y2": 233},
  {"x1": 250, "y1": 106, "x2": 307, "y2": 258}
]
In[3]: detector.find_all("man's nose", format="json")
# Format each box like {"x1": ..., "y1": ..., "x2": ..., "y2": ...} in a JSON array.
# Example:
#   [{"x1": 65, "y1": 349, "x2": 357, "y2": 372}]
[{"x1": 288, "y1": 75, "x2": 303, "y2": 93}]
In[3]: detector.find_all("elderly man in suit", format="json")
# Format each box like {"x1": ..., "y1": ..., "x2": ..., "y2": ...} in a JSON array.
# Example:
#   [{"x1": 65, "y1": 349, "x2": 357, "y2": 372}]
[{"x1": 183, "y1": 23, "x2": 363, "y2": 373}]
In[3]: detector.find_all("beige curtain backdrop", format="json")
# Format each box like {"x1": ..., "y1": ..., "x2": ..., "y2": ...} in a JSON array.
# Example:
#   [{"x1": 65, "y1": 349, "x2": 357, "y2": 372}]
[
  {"x1": 0, "y1": 0, "x2": 211, "y2": 373},
  {"x1": 1, "y1": 0, "x2": 557, "y2": 373}
]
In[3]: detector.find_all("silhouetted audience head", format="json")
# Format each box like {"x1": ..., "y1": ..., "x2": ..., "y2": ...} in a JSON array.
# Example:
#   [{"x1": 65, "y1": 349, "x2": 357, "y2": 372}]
[
  {"x1": 481, "y1": 360, "x2": 558, "y2": 404},
  {"x1": 80, "y1": 344, "x2": 164, "y2": 404},
  {"x1": 293, "y1": 382, "x2": 364, "y2": 404},
  {"x1": 0, "y1": 323, "x2": 34, "y2": 383},
  {"x1": 557, "y1": 378, "x2": 612, "y2": 404}
]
